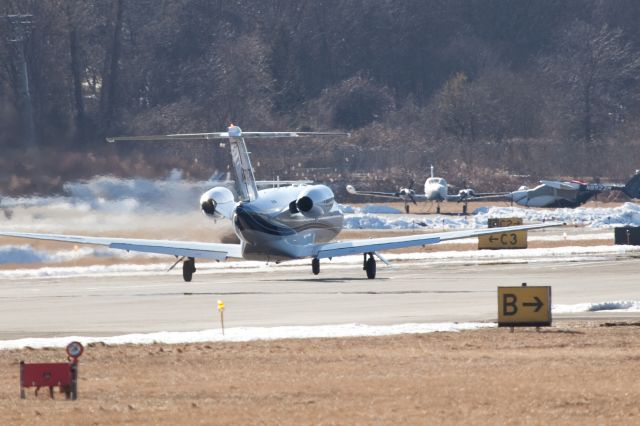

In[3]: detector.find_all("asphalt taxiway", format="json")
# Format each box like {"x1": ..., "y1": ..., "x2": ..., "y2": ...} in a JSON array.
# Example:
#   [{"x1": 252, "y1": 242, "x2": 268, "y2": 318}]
[{"x1": 0, "y1": 257, "x2": 638, "y2": 340}]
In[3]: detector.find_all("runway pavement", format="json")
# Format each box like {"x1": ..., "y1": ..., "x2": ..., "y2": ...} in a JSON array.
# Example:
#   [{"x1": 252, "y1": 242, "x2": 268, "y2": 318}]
[{"x1": 0, "y1": 258, "x2": 638, "y2": 339}]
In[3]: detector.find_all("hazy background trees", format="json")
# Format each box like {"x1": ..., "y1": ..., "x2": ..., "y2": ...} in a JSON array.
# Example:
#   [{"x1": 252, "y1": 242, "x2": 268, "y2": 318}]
[{"x1": 1, "y1": 0, "x2": 640, "y2": 195}]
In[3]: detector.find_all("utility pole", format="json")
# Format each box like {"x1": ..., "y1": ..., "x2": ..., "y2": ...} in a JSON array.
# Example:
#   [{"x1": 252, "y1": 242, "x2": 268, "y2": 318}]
[{"x1": 3, "y1": 14, "x2": 36, "y2": 147}]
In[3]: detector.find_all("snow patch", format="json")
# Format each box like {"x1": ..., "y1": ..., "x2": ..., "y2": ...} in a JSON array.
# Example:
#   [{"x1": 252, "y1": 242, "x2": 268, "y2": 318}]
[
  {"x1": 359, "y1": 204, "x2": 402, "y2": 214},
  {"x1": 553, "y1": 300, "x2": 640, "y2": 314},
  {"x1": 338, "y1": 204, "x2": 402, "y2": 214},
  {"x1": 337, "y1": 204, "x2": 355, "y2": 214},
  {"x1": 343, "y1": 202, "x2": 640, "y2": 230},
  {"x1": 0, "y1": 322, "x2": 495, "y2": 350},
  {"x1": 0, "y1": 245, "x2": 112, "y2": 264},
  {"x1": 474, "y1": 203, "x2": 640, "y2": 228}
]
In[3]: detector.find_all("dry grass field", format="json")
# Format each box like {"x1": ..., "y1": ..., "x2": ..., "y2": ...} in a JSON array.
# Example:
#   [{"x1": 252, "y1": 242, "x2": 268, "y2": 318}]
[{"x1": 1, "y1": 321, "x2": 639, "y2": 425}]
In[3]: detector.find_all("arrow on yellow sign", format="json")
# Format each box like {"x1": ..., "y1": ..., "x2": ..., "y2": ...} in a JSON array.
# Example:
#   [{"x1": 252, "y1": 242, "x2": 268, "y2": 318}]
[{"x1": 523, "y1": 297, "x2": 544, "y2": 312}]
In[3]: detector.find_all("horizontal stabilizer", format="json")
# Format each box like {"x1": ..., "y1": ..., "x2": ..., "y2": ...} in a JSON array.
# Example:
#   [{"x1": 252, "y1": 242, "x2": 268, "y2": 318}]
[
  {"x1": 107, "y1": 131, "x2": 349, "y2": 143},
  {"x1": 256, "y1": 180, "x2": 313, "y2": 187}
]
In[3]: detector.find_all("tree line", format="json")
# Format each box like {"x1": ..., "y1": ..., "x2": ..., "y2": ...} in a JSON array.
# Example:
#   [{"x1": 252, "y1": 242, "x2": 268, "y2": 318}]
[{"x1": 1, "y1": 0, "x2": 640, "y2": 195}]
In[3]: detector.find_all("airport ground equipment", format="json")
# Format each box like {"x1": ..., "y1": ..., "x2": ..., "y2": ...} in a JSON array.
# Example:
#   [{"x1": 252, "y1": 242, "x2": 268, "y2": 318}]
[
  {"x1": 20, "y1": 341, "x2": 84, "y2": 400},
  {"x1": 614, "y1": 226, "x2": 640, "y2": 245}
]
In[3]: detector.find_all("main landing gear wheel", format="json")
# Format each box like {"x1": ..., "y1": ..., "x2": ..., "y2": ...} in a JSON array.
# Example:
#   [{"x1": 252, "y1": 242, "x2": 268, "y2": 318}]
[
  {"x1": 312, "y1": 258, "x2": 320, "y2": 275},
  {"x1": 183, "y1": 257, "x2": 196, "y2": 282},
  {"x1": 363, "y1": 253, "x2": 376, "y2": 279}
]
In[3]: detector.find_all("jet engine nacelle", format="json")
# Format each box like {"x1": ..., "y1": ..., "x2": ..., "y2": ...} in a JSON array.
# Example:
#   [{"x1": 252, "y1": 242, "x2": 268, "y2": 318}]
[
  {"x1": 200, "y1": 186, "x2": 235, "y2": 220},
  {"x1": 292, "y1": 185, "x2": 335, "y2": 218}
]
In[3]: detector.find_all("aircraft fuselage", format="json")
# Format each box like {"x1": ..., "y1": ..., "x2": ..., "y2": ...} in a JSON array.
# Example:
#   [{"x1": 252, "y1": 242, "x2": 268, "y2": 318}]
[
  {"x1": 231, "y1": 185, "x2": 343, "y2": 262},
  {"x1": 424, "y1": 177, "x2": 448, "y2": 202},
  {"x1": 510, "y1": 185, "x2": 597, "y2": 207}
]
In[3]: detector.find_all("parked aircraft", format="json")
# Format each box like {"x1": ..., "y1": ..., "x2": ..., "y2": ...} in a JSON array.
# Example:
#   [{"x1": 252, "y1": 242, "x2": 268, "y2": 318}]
[
  {"x1": 346, "y1": 165, "x2": 493, "y2": 214},
  {"x1": 473, "y1": 173, "x2": 640, "y2": 208},
  {"x1": 0, "y1": 126, "x2": 559, "y2": 280}
]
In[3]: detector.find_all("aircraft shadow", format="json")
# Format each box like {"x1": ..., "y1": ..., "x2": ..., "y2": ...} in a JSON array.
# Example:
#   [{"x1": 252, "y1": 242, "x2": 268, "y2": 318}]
[
  {"x1": 269, "y1": 277, "x2": 389, "y2": 283},
  {"x1": 177, "y1": 289, "x2": 486, "y2": 296}
]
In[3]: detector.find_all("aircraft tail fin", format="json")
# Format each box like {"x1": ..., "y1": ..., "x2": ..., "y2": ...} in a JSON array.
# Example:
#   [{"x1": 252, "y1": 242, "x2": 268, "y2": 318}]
[
  {"x1": 106, "y1": 126, "x2": 349, "y2": 201},
  {"x1": 623, "y1": 172, "x2": 640, "y2": 199}
]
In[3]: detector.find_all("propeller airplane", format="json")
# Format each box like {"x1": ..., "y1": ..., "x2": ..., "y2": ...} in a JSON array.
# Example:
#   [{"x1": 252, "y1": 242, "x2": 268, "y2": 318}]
[{"x1": 346, "y1": 165, "x2": 496, "y2": 214}]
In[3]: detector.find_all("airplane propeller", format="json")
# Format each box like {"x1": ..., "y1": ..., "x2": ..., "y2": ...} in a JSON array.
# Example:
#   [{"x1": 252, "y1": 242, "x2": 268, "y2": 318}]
[
  {"x1": 456, "y1": 179, "x2": 474, "y2": 202},
  {"x1": 406, "y1": 180, "x2": 417, "y2": 204},
  {"x1": 457, "y1": 188, "x2": 476, "y2": 202}
]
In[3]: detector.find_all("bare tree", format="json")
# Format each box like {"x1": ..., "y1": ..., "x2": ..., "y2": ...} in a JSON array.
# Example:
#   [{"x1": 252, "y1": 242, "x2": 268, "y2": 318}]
[
  {"x1": 100, "y1": 0, "x2": 124, "y2": 130},
  {"x1": 541, "y1": 21, "x2": 640, "y2": 144},
  {"x1": 434, "y1": 72, "x2": 482, "y2": 168}
]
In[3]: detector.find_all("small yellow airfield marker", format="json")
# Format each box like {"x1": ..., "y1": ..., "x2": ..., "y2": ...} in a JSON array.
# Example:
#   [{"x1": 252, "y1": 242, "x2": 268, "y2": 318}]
[{"x1": 217, "y1": 299, "x2": 225, "y2": 335}]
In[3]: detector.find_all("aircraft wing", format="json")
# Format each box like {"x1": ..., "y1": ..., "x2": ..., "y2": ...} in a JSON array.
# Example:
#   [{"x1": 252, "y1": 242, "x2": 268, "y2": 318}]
[
  {"x1": 312, "y1": 222, "x2": 561, "y2": 259},
  {"x1": 445, "y1": 194, "x2": 466, "y2": 202},
  {"x1": 0, "y1": 231, "x2": 243, "y2": 260},
  {"x1": 346, "y1": 185, "x2": 401, "y2": 199},
  {"x1": 458, "y1": 193, "x2": 514, "y2": 202},
  {"x1": 346, "y1": 185, "x2": 427, "y2": 201}
]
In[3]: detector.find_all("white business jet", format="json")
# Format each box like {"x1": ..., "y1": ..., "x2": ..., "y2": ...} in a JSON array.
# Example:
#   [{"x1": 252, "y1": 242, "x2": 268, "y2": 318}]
[
  {"x1": 346, "y1": 166, "x2": 485, "y2": 214},
  {"x1": 0, "y1": 126, "x2": 559, "y2": 281}
]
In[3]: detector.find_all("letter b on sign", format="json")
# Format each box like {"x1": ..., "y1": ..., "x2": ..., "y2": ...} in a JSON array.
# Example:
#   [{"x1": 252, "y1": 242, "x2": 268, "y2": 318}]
[{"x1": 503, "y1": 294, "x2": 518, "y2": 316}]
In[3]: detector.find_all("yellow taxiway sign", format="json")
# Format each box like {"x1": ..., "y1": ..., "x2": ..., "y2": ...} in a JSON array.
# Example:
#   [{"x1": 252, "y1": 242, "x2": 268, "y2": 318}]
[
  {"x1": 479, "y1": 217, "x2": 528, "y2": 249},
  {"x1": 498, "y1": 285, "x2": 552, "y2": 327}
]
